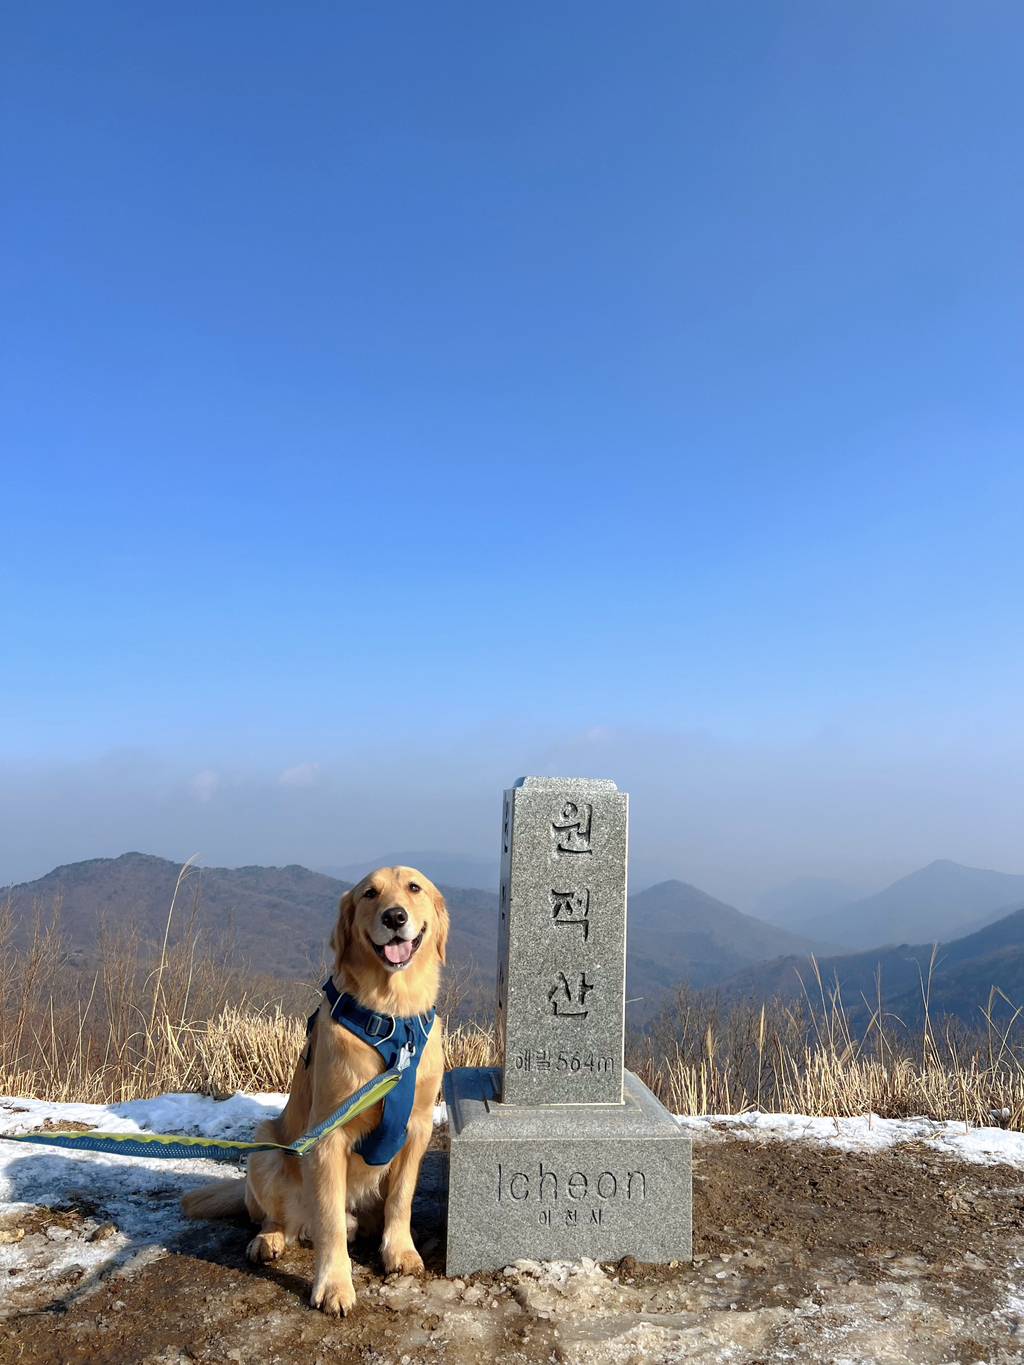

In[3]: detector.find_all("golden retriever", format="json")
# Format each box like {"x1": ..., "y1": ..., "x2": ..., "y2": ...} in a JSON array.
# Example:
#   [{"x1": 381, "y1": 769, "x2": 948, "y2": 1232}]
[{"x1": 182, "y1": 866, "x2": 447, "y2": 1315}]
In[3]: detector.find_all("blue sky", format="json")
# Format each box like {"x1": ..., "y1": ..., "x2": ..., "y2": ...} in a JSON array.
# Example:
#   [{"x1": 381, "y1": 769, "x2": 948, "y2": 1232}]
[{"x1": 3, "y1": 4, "x2": 1022, "y2": 898}]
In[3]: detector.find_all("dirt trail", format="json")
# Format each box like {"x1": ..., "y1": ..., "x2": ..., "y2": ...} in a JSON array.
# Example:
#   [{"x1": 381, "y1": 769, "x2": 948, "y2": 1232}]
[{"x1": 2, "y1": 1128, "x2": 1023, "y2": 1364}]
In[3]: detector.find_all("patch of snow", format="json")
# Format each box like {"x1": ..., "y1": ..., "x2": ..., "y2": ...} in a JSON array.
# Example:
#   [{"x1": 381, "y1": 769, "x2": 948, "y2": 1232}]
[
  {"x1": 675, "y1": 1111, "x2": 1024, "y2": 1168},
  {"x1": 0, "y1": 1092, "x2": 281, "y2": 1313},
  {"x1": 505, "y1": 1255, "x2": 603, "y2": 1286},
  {"x1": 0, "y1": 1091, "x2": 288, "y2": 1142},
  {"x1": 999, "y1": 1261, "x2": 1024, "y2": 1324}
]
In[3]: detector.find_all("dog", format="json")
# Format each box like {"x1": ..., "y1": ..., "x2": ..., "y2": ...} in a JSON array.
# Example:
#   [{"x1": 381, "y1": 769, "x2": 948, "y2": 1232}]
[{"x1": 182, "y1": 866, "x2": 448, "y2": 1316}]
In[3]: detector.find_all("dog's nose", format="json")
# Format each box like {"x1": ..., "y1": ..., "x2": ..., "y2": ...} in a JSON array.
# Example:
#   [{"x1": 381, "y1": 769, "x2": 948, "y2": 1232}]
[{"x1": 381, "y1": 906, "x2": 408, "y2": 933}]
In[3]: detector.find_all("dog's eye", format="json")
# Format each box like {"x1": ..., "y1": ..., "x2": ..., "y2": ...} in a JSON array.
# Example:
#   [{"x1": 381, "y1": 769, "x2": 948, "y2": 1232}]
[
  {"x1": 409, "y1": 883, "x2": 421, "y2": 894},
  {"x1": 363, "y1": 887, "x2": 379, "y2": 900}
]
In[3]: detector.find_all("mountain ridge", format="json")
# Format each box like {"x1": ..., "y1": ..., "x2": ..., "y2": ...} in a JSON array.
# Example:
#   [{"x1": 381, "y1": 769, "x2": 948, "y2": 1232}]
[
  {"x1": 4, "y1": 854, "x2": 828, "y2": 1019},
  {"x1": 713, "y1": 897, "x2": 1024, "y2": 1026},
  {"x1": 778, "y1": 859, "x2": 1024, "y2": 948}
]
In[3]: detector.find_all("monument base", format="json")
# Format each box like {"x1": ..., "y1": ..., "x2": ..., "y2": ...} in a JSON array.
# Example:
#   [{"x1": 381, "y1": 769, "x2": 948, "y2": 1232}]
[{"x1": 444, "y1": 1067, "x2": 692, "y2": 1275}]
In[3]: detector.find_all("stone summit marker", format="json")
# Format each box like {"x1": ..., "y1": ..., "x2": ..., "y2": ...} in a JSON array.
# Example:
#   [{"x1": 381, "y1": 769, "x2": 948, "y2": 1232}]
[{"x1": 445, "y1": 777, "x2": 692, "y2": 1274}]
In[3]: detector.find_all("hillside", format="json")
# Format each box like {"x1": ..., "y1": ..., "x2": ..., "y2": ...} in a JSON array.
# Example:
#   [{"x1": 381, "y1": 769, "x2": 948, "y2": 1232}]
[
  {"x1": 3, "y1": 853, "x2": 343, "y2": 976},
  {"x1": 4, "y1": 857, "x2": 826, "y2": 1021},
  {"x1": 791, "y1": 860, "x2": 1024, "y2": 950},
  {"x1": 715, "y1": 900, "x2": 1024, "y2": 1027},
  {"x1": 883, "y1": 905, "x2": 1024, "y2": 1024},
  {"x1": 624, "y1": 879, "x2": 831, "y2": 1016},
  {"x1": 2, "y1": 853, "x2": 500, "y2": 988}
]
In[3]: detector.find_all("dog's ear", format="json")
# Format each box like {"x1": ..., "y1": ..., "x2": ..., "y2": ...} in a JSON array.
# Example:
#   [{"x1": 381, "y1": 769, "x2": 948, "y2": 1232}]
[
  {"x1": 331, "y1": 889, "x2": 357, "y2": 971},
  {"x1": 431, "y1": 887, "x2": 449, "y2": 965}
]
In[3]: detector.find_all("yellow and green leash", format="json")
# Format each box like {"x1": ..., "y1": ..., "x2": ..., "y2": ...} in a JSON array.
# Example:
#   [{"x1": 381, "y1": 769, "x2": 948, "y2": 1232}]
[{"x1": 1, "y1": 1066, "x2": 403, "y2": 1163}]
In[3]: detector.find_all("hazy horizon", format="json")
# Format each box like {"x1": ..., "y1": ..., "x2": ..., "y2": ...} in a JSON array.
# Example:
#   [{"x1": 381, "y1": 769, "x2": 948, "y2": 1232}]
[
  {"x1": 4, "y1": 724, "x2": 1022, "y2": 911},
  {"x1": 9, "y1": 833, "x2": 1024, "y2": 920}
]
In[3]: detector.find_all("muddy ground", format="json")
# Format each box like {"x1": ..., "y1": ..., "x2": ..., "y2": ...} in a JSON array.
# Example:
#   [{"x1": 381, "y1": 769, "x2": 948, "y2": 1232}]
[{"x1": 2, "y1": 1126, "x2": 1023, "y2": 1364}]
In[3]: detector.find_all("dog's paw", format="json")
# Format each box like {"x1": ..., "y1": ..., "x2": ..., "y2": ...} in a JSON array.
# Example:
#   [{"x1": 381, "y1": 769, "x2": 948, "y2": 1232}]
[
  {"x1": 310, "y1": 1270, "x2": 356, "y2": 1316},
  {"x1": 246, "y1": 1230, "x2": 286, "y2": 1264},
  {"x1": 382, "y1": 1245, "x2": 425, "y2": 1277}
]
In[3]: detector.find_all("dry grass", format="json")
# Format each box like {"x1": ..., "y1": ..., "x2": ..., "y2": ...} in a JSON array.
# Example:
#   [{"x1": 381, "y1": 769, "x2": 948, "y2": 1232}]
[
  {"x1": 630, "y1": 966, "x2": 1024, "y2": 1129},
  {"x1": 2, "y1": 884, "x2": 1023, "y2": 1129},
  {"x1": 0, "y1": 876, "x2": 315, "y2": 1104},
  {"x1": 0, "y1": 881, "x2": 502, "y2": 1103}
]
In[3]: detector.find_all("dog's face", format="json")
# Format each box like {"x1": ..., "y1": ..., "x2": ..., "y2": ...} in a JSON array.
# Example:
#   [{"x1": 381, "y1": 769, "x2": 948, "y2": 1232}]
[{"x1": 332, "y1": 866, "x2": 448, "y2": 978}]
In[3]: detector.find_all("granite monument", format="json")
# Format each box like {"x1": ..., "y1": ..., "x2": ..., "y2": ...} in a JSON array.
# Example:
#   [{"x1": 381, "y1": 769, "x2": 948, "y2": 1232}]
[{"x1": 445, "y1": 776, "x2": 692, "y2": 1274}]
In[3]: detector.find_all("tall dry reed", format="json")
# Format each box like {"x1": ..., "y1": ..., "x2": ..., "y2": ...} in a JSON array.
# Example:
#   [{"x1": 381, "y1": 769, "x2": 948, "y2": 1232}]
[
  {"x1": 629, "y1": 962, "x2": 1024, "y2": 1128},
  {"x1": 2, "y1": 886, "x2": 1022, "y2": 1129}
]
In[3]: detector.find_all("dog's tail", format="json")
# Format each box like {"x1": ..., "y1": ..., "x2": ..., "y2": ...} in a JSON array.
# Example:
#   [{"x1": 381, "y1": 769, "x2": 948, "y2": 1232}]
[{"x1": 181, "y1": 1177, "x2": 248, "y2": 1221}]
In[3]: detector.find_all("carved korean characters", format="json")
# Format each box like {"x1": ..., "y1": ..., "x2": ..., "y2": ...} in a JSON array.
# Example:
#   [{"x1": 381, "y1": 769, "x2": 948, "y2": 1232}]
[
  {"x1": 498, "y1": 777, "x2": 627, "y2": 1105},
  {"x1": 548, "y1": 807, "x2": 595, "y2": 1018}
]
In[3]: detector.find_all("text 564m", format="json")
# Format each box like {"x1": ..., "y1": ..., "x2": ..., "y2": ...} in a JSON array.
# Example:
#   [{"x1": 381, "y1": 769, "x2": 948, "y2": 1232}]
[{"x1": 511, "y1": 1051, "x2": 613, "y2": 1074}]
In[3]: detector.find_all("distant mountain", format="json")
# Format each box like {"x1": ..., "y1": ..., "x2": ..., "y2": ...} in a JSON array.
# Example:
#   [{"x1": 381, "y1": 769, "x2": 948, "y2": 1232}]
[
  {"x1": 319, "y1": 852, "x2": 498, "y2": 894},
  {"x1": 6, "y1": 856, "x2": 824, "y2": 1024},
  {"x1": 752, "y1": 876, "x2": 870, "y2": 938},
  {"x1": 715, "y1": 899, "x2": 1024, "y2": 1027},
  {"x1": 624, "y1": 879, "x2": 833, "y2": 1017},
  {"x1": 808, "y1": 860, "x2": 1024, "y2": 951},
  {"x1": 3, "y1": 853, "x2": 343, "y2": 975},
  {"x1": 2, "y1": 853, "x2": 499, "y2": 989}
]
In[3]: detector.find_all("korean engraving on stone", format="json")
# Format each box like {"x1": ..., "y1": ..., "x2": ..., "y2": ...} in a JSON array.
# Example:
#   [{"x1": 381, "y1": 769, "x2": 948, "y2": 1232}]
[
  {"x1": 552, "y1": 800, "x2": 593, "y2": 854},
  {"x1": 548, "y1": 970, "x2": 595, "y2": 1018},
  {"x1": 551, "y1": 886, "x2": 590, "y2": 940}
]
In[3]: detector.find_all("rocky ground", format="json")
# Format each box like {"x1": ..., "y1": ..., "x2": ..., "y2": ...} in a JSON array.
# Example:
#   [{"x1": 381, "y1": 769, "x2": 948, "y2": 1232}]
[{"x1": 2, "y1": 1119, "x2": 1024, "y2": 1364}]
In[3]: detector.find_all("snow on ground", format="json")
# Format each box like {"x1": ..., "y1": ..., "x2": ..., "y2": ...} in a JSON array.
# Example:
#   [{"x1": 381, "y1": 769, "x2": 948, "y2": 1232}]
[
  {"x1": 0, "y1": 1094, "x2": 293, "y2": 1314},
  {"x1": 1, "y1": 1091, "x2": 1021, "y2": 1310},
  {"x1": 3, "y1": 1094, "x2": 1024, "y2": 1361},
  {"x1": 0, "y1": 1090, "x2": 289, "y2": 1142},
  {"x1": 4, "y1": 1094, "x2": 1023, "y2": 1245},
  {"x1": 675, "y1": 1110, "x2": 1024, "y2": 1168},
  {"x1": 6, "y1": 1092, "x2": 1024, "y2": 1172}
]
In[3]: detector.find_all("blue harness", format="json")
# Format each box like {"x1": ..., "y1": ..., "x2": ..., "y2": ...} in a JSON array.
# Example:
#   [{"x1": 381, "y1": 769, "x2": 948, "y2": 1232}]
[{"x1": 308, "y1": 978, "x2": 435, "y2": 1167}]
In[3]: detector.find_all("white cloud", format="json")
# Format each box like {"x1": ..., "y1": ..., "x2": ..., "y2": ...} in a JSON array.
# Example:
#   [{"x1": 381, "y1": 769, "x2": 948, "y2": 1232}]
[
  {"x1": 189, "y1": 769, "x2": 220, "y2": 803},
  {"x1": 279, "y1": 761, "x2": 321, "y2": 789}
]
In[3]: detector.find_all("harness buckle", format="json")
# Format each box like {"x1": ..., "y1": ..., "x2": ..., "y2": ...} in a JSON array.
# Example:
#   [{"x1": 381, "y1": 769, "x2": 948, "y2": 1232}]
[{"x1": 364, "y1": 1013, "x2": 392, "y2": 1039}]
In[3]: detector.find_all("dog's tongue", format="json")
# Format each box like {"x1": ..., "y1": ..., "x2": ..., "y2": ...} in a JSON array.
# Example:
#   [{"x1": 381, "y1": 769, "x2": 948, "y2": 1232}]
[{"x1": 384, "y1": 939, "x2": 414, "y2": 965}]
